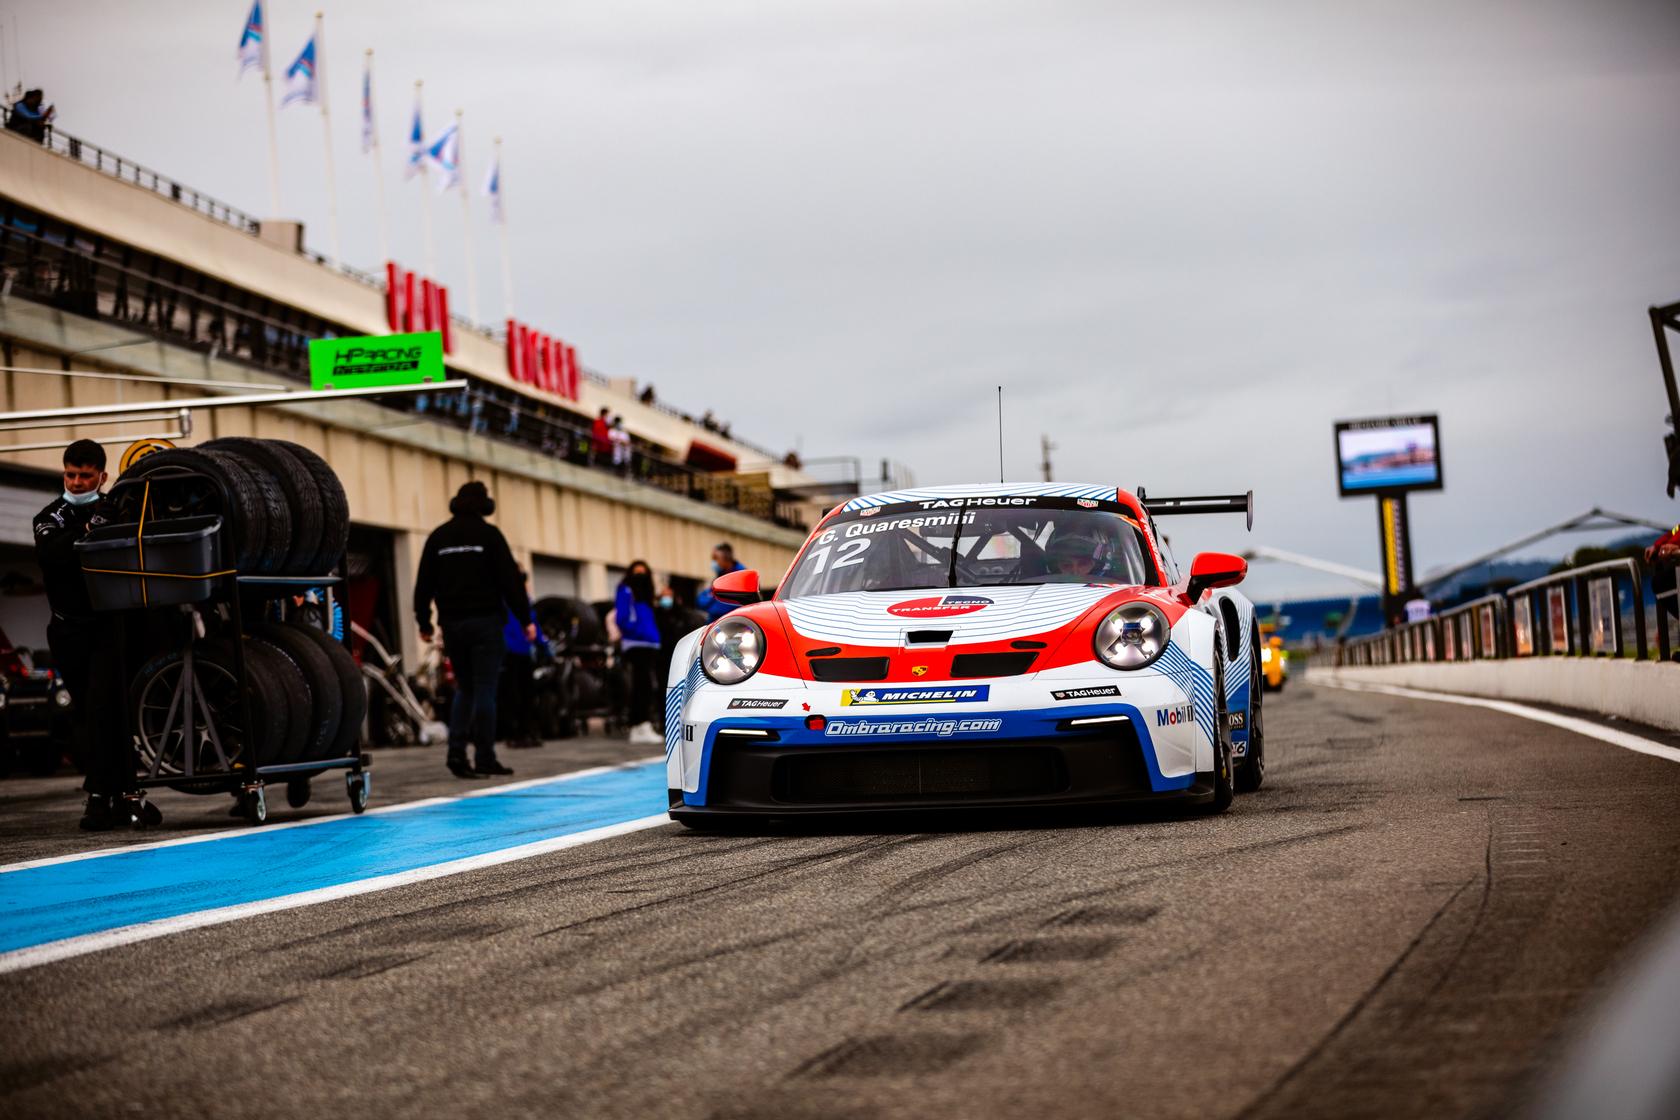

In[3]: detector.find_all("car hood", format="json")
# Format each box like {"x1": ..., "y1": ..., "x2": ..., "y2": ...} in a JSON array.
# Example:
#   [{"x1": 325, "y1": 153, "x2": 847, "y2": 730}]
[{"x1": 776, "y1": 583, "x2": 1152, "y2": 649}]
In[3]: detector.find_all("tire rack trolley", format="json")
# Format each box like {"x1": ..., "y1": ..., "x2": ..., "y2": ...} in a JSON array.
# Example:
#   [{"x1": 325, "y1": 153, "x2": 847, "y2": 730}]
[{"x1": 77, "y1": 463, "x2": 369, "y2": 825}]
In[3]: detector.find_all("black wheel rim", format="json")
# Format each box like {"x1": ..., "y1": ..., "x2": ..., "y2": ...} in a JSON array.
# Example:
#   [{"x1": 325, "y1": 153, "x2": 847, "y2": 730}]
[{"x1": 133, "y1": 658, "x2": 246, "y2": 775}]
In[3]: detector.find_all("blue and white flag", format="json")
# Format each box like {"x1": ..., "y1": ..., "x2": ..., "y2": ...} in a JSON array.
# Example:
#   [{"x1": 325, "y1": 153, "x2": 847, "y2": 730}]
[
  {"x1": 405, "y1": 97, "x2": 425, "y2": 179},
  {"x1": 236, "y1": 1, "x2": 265, "y2": 77},
  {"x1": 425, "y1": 123, "x2": 460, "y2": 192},
  {"x1": 360, "y1": 57, "x2": 377, "y2": 153},
  {"x1": 280, "y1": 33, "x2": 318, "y2": 108},
  {"x1": 482, "y1": 156, "x2": 502, "y2": 223}
]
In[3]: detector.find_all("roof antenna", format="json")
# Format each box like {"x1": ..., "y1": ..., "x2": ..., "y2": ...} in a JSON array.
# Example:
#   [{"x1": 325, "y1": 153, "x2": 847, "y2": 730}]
[{"x1": 996, "y1": 385, "x2": 1004, "y2": 483}]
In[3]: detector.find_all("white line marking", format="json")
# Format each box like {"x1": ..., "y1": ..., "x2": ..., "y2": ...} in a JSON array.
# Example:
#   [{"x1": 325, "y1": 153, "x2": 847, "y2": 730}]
[
  {"x1": 0, "y1": 756, "x2": 665, "y2": 875},
  {"x1": 0, "y1": 813, "x2": 673, "y2": 975},
  {"x1": 1316, "y1": 679, "x2": 1680, "y2": 764}
]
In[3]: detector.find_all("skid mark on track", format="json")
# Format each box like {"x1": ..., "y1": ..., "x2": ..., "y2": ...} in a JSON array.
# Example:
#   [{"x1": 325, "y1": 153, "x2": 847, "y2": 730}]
[
  {"x1": 790, "y1": 1032, "x2": 987, "y2": 1079},
  {"x1": 154, "y1": 995, "x2": 302, "y2": 1032},
  {"x1": 0, "y1": 1052, "x2": 115, "y2": 1095},
  {"x1": 1042, "y1": 903, "x2": 1162, "y2": 928},
  {"x1": 982, "y1": 936, "x2": 1118, "y2": 964},
  {"x1": 312, "y1": 951, "x2": 433, "y2": 982},
  {"x1": 899, "y1": 978, "x2": 1064, "y2": 1012}
]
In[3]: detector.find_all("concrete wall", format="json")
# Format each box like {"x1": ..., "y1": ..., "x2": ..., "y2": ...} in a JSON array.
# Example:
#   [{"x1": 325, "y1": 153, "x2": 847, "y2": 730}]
[
  {"x1": 1316, "y1": 660, "x2": 1680, "y2": 732},
  {"x1": 0, "y1": 129, "x2": 802, "y2": 479}
]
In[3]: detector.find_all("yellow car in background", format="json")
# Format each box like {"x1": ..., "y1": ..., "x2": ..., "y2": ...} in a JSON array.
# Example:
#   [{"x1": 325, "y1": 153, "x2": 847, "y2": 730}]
[{"x1": 1260, "y1": 631, "x2": 1288, "y2": 691}]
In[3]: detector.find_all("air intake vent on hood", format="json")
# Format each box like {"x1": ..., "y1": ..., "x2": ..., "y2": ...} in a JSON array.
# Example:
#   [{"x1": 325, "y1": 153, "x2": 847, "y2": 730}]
[
  {"x1": 950, "y1": 652, "x2": 1037, "y2": 678},
  {"x1": 809, "y1": 656, "x2": 891, "y2": 682}
]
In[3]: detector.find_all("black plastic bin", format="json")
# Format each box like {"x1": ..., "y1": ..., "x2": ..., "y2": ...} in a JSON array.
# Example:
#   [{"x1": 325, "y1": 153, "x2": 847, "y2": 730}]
[{"x1": 76, "y1": 515, "x2": 227, "y2": 611}]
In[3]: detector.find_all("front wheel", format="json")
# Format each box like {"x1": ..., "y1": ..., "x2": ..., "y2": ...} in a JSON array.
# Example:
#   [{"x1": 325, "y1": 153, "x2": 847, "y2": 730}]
[
  {"x1": 1236, "y1": 636, "x2": 1266, "y2": 793},
  {"x1": 1202, "y1": 635, "x2": 1235, "y2": 814}
]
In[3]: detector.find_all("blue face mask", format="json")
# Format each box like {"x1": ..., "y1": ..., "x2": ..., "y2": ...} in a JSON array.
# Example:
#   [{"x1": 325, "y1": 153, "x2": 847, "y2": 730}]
[
  {"x1": 63, "y1": 488, "x2": 100, "y2": 506},
  {"x1": 658, "y1": 595, "x2": 674, "y2": 609}
]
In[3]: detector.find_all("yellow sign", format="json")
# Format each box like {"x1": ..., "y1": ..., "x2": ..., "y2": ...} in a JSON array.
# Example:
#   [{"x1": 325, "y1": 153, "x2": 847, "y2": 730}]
[{"x1": 119, "y1": 438, "x2": 175, "y2": 473}]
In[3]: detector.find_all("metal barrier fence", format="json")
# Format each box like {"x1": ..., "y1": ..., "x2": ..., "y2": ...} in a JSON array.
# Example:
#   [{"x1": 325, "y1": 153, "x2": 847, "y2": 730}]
[{"x1": 1339, "y1": 557, "x2": 1674, "y2": 666}]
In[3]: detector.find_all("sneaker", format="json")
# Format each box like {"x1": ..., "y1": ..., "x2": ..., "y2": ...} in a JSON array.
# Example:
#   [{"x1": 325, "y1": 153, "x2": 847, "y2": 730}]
[
  {"x1": 627, "y1": 722, "x2": 662, "y2": 745},
  {"x1": 447, "y1": 757, "x2": 485, "y2": 780},
  {"x1": 475, "y1": 758, "x2": 514, "y2": 776}
]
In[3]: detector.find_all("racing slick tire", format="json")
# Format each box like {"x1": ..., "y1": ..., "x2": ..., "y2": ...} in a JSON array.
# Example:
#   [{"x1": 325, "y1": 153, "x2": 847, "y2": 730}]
[
  {"x1": 1200, "y1": 633, "x2": 1235, "y2": 814},
  {"x1": 204, "y1": 438, "x2": 325, "y2": 575},
  {"x1": 252, "y1": 624, "x2": 341, "y2": 761},
  {"x1": 284, "y1": 620, "x2": 367, "y2": 760},
  {"x1": 117, "y1": 448, "x2": 291, "y2": 574},
  {"x1": 1236, "y1": 631, "x2": 1266, "y2": 793},
  {"x1": 268, "y1": 440, "x2": 350, "y2": 575}
]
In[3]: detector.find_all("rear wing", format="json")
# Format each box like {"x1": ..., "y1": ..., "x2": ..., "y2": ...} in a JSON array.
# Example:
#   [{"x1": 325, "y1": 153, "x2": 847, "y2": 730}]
[{"x1": 1135, "y1": 488, "x2": 1254, "y2": 532}]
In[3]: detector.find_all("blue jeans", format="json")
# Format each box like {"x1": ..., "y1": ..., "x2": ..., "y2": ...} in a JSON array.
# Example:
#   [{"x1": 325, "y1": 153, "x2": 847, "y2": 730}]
[{"x1": 442, "y1": 614, "x2": 506, "y2": 764}]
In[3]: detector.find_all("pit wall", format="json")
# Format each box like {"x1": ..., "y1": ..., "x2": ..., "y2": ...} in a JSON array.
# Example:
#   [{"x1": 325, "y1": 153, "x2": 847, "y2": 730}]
[{"x1": 1314, "y1": 660, "x2": 1680, "y2": 733}]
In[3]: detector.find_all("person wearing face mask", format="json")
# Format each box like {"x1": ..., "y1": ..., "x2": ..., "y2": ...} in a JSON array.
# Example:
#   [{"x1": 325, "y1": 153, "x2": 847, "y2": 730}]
[
  {"x1": 615, "y1": 560, "x2": 663, "y2": 745},
  {"x1": 33, "y1": 440, "x2": 121, "y2": 827},
  {"x1": 696, "y1": 542, "x2": 745, "y2": 622}
]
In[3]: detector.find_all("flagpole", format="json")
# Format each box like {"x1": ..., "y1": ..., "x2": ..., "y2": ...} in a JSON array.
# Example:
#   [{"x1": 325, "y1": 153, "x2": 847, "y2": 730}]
[
  {"x1": 493, "y1": 136, "x2": 513, "y2": 319},
  {"x1": 416, "y1": 80, "x2": 436, "y2": 276},
  {"x1": 366, "y1": 49, "x2": 390, "y2": 264},
  {"x1": 455, "y1": 108, "x2": 481, "y2": 323},
  {"x1": 314, "y1": 12, "x2": 342, "y2": 263},
  {"x1": 261, "y1": 14, "x2": 282, "y2": 214}
]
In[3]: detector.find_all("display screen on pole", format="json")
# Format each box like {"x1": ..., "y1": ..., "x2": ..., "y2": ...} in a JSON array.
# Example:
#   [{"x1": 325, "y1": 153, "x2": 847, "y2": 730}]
[{"x1": 1333, "y1": 414, "x2": 1443, "y2": 496}]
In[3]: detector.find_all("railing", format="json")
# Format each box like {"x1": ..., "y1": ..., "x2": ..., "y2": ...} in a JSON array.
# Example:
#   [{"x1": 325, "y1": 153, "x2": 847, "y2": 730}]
[{"x1": 1338, "y1": 556, "x2": 1673, "y2": 666}]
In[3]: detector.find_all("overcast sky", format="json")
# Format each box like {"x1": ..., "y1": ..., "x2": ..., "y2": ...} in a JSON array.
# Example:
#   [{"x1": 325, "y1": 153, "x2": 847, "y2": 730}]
[{"x1": 6, "y1": 0, "x2": 1678, "y2": 597}]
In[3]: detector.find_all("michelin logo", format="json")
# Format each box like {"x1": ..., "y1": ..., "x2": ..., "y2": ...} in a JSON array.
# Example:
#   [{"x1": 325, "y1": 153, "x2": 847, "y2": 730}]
[
  {"x1": 841, "y1": 686, "x2": 990, "y2": 706},
  {"x1": 824, "y1": 717, "x2": 1003, "y2": 739}
]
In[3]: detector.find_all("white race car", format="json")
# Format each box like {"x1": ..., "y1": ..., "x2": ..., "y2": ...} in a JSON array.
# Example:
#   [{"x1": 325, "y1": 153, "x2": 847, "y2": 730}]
[{"x1": 665, "y1": 483, "x2": 1265, "y2": 826}]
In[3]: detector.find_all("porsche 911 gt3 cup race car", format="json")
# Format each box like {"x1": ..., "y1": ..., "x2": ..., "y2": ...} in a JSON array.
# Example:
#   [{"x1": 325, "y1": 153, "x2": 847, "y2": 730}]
[{"x1": 664, "y1": 483, "x2": 1267, "y2": 826}]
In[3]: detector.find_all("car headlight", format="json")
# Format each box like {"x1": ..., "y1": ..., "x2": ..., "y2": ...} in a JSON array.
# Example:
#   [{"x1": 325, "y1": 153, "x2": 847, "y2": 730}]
[
  {"x1": 1093, "y1": 603, "x2": 1170, "y2": 671},
  {"x1": 53, "y1": 688, "x2": 72, "y2": 708},
  {"x1": 700, "y1": 617, "x2": 765, "y2": 685},
  {"x1": 1261, "y1": 647, "x2": 1272, "y2": 664}
]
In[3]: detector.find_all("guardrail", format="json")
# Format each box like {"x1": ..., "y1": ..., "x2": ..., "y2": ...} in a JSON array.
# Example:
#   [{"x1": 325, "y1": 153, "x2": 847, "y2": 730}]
[{"x1": 1339, "y1": 557, "x2": 1674, "y2": 666}]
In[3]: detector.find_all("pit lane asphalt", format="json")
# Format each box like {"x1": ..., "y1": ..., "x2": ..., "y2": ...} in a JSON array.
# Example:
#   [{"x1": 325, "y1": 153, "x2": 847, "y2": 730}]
[{"x1": 4, "y1": 682, "x2": 1680, "y2": 1120}]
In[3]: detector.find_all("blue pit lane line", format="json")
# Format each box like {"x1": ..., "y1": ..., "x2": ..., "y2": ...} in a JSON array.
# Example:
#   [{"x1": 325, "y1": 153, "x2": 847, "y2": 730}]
[{"x1": 0, "y1": 759, "x2": 669, "y2": 972}]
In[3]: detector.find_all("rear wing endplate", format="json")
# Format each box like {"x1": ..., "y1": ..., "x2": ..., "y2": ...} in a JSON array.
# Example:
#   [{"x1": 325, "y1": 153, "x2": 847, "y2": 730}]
[{"x1": 1135, "y1": 488, "x2": 1254, "y2": 532}]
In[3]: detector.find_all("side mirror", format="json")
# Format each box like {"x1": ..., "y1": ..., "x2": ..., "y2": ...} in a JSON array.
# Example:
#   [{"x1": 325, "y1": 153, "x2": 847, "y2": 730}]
[
  {"x1": 710, "y1": 568, "x2": 762, "y2": 606},
  {"x1": 1186, "y1": 551, "x2": 1246, "y2": 602}
]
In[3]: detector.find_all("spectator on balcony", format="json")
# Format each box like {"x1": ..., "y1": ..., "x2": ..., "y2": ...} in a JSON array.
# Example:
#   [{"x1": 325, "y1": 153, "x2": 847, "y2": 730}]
[
  {"x1": 701, "y1": 409, "x2": 718, "y2": 433},
  {"x1": 6, "y1": 89, "x2": 54, "y2": 143},
  {"x1": 590, "y1": 407, "x2": 612, "y2": 467},
  {"x1": 697, "y1": 542, "x2": 746, "y2": 622},
  {"x1": 610, "y1": 415, "x2": 632, "y2": 475},
  {"x1": 639, "y1": 383, "x2": 656, "y2": 406}
]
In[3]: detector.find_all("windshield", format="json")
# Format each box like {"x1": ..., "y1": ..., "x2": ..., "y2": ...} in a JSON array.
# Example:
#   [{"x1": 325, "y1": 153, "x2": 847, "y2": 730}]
[{"x1": 779, "y1": 498, "x2": 1157, "y2": 599}]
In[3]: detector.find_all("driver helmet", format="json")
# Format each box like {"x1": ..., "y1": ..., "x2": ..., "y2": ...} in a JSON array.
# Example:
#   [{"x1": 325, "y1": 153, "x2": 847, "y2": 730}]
[{"x1": 1047, "y1": 533, "x2": 1106, "y2": 576}]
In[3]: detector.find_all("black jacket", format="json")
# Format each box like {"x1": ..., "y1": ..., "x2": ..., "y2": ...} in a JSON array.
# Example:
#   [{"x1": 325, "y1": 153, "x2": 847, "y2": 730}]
[
  {"x1": 413, "y1": 514, "x2": 531, "y2": 631},
  {"x1": 33, "y1": 496, "x2": 102, "y2": 622}
]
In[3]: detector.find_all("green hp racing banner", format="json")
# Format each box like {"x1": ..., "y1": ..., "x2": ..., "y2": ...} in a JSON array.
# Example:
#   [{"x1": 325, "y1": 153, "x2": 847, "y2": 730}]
[{"x1": 309, "y1": 332, "x2": 445, "y2": 390}]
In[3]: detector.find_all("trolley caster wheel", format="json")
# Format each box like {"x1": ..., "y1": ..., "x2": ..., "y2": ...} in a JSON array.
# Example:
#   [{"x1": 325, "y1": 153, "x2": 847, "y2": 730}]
[
  {"x1": 241, "y1": 785, "x2": 268, "y2": 825},
  {"x1": 347, "y1": 772, "x2": 369, "y2": 814},
  {"x1": 285, "y1": 779, "x2": 311, "y2": 809},
  {"x1": 125, "y1": 795, "x2": 163, "y2": 829}
]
